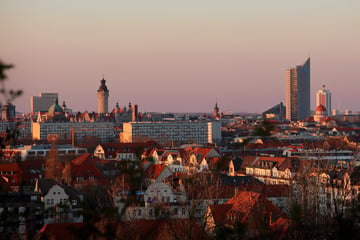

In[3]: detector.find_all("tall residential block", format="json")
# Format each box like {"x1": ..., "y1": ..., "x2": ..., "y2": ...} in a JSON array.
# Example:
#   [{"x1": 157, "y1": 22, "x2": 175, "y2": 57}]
[
  {"x1": 286, "y1": 58, "x2": 310, "y2": 121},
  {"x1": 31, "y1": 93, "x2": 58, "y2": 113},
  {"x1": 316, "y1": 85, "x2": 331, "y2": 116},
  {"x1": 31, "y1": 121, "x2": 115, "y2": 144},
  {"x1": 97, "y1": 78, "x2": 109, "y2": 114},
  {"x1": 121, "y1": 121, "x2": 221, "y2": 145}
]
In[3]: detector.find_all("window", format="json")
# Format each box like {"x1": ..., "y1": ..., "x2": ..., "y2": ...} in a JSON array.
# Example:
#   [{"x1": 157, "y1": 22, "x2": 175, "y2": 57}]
[{"x1": 182, "y1": 208, "x2": 186, "y2": 215}]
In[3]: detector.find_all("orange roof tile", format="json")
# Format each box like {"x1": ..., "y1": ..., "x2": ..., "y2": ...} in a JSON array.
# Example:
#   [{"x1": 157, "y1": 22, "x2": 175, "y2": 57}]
[{"x1": 143, "y1": 164, "x2": 166, "y2": 179}]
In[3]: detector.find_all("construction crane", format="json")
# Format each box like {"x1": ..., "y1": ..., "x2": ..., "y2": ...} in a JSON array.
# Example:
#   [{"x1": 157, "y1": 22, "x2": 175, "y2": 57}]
[{"x1": 70, "y1": 126, "x2": 96, "y2": 147}]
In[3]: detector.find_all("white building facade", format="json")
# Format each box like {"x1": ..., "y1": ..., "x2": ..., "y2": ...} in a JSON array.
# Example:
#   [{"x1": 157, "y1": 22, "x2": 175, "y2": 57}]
[
  {"x1": 316, "y1": 85, "x2": 332, "y2": 116},
  {"x1": 32, "y1": 121, "x2": 115, "y2": 143},
  {"x1": 121, "y1": 121, "x2": 221, "y2": 145}
]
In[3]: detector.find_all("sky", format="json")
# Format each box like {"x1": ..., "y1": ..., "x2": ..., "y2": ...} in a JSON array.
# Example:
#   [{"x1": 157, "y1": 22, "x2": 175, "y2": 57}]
[{"x1": 1, "y1": 0, "x2": 360, "y2": 114}]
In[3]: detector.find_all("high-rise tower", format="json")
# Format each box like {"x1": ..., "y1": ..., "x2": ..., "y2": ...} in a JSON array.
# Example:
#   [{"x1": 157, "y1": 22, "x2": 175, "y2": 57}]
[
  {"x1": 316, "y1": 85, "x2": 331, "y2": 117},
  {"x1": 285, "y1": 58, "x2": 310, "y2": 121},
  {"x1": 213, "y1": 102, "x2": 220, "y2": 118},
  {"x1": 97, "y1": 78, "x2": 109, "y2": 114}
]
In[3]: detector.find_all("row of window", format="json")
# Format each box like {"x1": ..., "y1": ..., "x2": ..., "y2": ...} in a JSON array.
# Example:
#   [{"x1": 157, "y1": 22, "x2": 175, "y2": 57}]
[{"x1": 131, "y1": 207, "x2": 187, "y2": 217}]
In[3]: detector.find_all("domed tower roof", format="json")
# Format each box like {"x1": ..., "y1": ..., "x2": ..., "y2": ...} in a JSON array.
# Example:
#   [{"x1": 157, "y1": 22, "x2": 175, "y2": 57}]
[
  {"x1": 48, "y1": 98, "x2": 64, "y2": 114},
  {"x1": 316, "y1": 104, "x2": 327, "y2": 112},
  {"x1": 98, "y1": 78, "x2": 109, "y2": 92},
  {"x1": 112, "y1": 102, "x2": 121, "y2": 114}
]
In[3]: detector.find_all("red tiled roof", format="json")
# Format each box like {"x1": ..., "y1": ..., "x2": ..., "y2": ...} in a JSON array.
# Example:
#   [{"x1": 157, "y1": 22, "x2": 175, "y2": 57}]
[
  {"x1": 305, "y1": 116, "x2": 315, "y2": 122},
  {"x1": 72, "y1": 153, "x2": 92, "y2": 165},
  {"x1": 270, "y1": 217, "x2": 291, "y2": 239},
  {"x1": 70, "y1": 162, "x2": 107, "y2": 185},
  {"x1": 0, "y1": 162, "x2": 22, "y2": 172},
  {"x1": 17, "y1": 159, "x2": 44, "y2": 185},
  {"x1": 0, "y1": 162, "x2": 23, "y2": 185},
  {"x1": 210, "y1": 204, "x2": 233, "y2": 226},
  {"x1": 241, "y1": 155, "x2": 258, "y2": 169},
  {"x1": 143, "y1": 164, "x2": 166, "y2": 179},
  {"x1": 71, "y1": 153, "x2": 102, "y2": 165},
  {"x1": 215, "y1": 190, "x2": 288, "y2": 228},
  {"x1": 321, "y1": 116, "x2": 336, "y2": 122},
  {"x1": 34, "y1": 223, "x2": 85, "y2": 240},
  {"x1": 255, "y1": 156, "x2": 286, "y2": 168},
  {"x1": 226, "y1": 191, "x2": 261, "y2": 223}
]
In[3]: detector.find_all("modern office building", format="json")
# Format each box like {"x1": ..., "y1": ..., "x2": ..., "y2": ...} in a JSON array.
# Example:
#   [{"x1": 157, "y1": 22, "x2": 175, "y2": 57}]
[
  {"x1": 121, "y1": 121, "x2": 221, "y2": 145},
  {"x1": 285, "y1": 58, "x2": 310, "y2": 121},
  {"x1": 97, "y1": 78, "x2": 109, "y2": 114},
  {"x1": 30, "y1": 93, "x2": 58, "y2": 113},
  {"x1": 262, "y1": 102, "x2": 286, "y2": 120},
  {"x1": 316, "y1": 85, "x2": 331, "y2": 116}
]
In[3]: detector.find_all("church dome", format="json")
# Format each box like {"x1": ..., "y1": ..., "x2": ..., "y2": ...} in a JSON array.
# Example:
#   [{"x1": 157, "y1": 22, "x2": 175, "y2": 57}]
[
  {"x1": 48, "y1": 99, "x2": 64, "y2": 114},
  {"x1": 316, "y1": 104, "x2": 327, "y2": 112},
  {"x1": 98, "y1": 78, "x2": 109, "y2": 92}
]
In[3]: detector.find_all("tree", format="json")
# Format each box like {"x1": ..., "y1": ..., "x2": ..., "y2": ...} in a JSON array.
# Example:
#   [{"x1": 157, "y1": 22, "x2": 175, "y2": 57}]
[
  {"x1": 0, "y1": 60, "x2": 22, "y2": 104},
  {"x1": 0, "y1": 60, "x2": 22, "y2": 159}
]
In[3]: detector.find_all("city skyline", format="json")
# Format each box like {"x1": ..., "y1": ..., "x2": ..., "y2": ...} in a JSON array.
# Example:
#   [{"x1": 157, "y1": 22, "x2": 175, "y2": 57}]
[{"x1": 1, "y1": 1, "x2": 359, "y2": 114}]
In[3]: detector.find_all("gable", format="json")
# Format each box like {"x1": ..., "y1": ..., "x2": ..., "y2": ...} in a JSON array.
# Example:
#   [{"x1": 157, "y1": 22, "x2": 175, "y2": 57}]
[{"x1": 45, "y1": 185, "x2": 67, "y2": 198}]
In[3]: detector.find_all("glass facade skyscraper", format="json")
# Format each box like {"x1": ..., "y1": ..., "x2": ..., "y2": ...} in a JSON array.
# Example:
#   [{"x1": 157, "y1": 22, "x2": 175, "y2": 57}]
[{"x1": 286, "y1": 58, "x2": 310, "y2": 121}]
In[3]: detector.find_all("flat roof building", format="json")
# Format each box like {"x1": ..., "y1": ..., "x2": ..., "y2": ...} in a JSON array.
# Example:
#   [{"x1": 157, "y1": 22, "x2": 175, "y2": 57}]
[
  {"x1": 31, "y1": 93, "x2": 58, "y2": 113},
  {"x1": 121, "y1": 121, "x2": 221, "y2": 145},
  {"x1": 32, "y1": 121, "x2": 115, "y2": 144}
]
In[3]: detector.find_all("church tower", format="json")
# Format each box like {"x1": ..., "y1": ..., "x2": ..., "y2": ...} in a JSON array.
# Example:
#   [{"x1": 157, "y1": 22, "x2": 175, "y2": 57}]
[
  {"x1": 97, "y1": 78, "x2": 109, "y2": 114},
  {"x1": 213, "y1": 102, "x2": 220, "y2": 119}
]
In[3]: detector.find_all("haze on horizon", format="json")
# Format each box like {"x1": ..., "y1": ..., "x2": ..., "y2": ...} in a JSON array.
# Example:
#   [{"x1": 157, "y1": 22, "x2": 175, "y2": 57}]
[{"x1": 1, "y1": 1, "x2": 359, "y2": 114}]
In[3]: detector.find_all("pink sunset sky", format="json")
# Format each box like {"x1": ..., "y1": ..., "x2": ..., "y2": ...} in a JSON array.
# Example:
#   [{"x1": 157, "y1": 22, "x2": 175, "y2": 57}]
[{"x1": 1, "y1": 1, "x2": 359, "y2": 114}]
